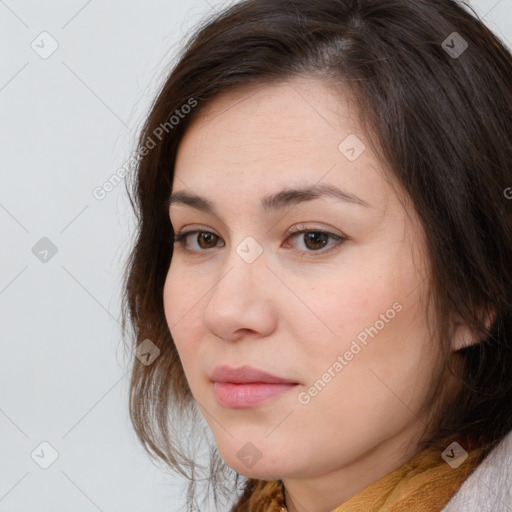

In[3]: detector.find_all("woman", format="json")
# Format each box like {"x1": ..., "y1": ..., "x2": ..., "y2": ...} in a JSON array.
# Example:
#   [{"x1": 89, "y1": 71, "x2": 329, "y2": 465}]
[{"x1": 121, "y1": 0, "x2": 512, "y2": 510}]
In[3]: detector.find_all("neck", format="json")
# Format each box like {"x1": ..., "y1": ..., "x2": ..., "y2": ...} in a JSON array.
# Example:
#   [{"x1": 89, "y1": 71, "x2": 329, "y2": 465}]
[{"x1": 282, "y1": 420, "x2": 427, "y2": 512}]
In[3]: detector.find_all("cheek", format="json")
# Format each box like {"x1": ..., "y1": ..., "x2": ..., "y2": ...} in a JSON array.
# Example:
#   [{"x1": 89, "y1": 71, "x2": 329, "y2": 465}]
[
  {"x1": 293, "y1": 294, "x2": 437, "y2": 464},
  {"x1": 163, "y1": 261, "x2": 202, "y2": 328},
  {"x1": 162, "y1": 267, "x2": 204, "y2": 372},
  {"x1": 292, "y1": 246, "x2": 436, "y2": 403},
  {"x1": 163, "y1": 271, "x2": 215, "y2": 411},
  {"x1": 163, "y1": 267, "x2": 180, "y2": 334},
  {"x1": 289, "y1": 259, "x2": 404, "y2": 361}
]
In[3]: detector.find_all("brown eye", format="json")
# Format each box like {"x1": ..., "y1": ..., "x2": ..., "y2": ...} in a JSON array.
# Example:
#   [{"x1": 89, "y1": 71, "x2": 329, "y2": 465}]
[
  {"x1": 172, "y1": 230, "x2": 223, "y2": 251},
  {"x1": 196, "y1": 232, "x2": 220, "y2": 249},
  {"x1": 172, "y1": 228, "x2": 346, "y2": 256},
  {"x1": 286, "y1": 229, "x2": 346, "y2": 254},
  {"x1": 302, "y1": 232, "x2": 329, "y2": 251}
]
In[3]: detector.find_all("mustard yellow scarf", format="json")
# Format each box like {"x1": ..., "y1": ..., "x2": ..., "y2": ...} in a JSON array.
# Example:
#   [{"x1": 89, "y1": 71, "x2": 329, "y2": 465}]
[{"x1": 233, "y1": 437, "x2": 485, "y2": 512}]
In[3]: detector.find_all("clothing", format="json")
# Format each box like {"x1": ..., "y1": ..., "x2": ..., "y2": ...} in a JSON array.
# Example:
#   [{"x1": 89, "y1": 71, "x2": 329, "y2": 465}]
[
  {"x1": 442, "y1": 429, "x2": 512, "y2": 511},
  {"x1": 231, "y1": 429, "x2": 512, "y2": 511}
]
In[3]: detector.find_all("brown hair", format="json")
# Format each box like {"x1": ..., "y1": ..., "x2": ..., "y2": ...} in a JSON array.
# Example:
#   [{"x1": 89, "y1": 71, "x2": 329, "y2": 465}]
[{"x1": 121, "y1": 0, "x2": 512, "y2": 509}]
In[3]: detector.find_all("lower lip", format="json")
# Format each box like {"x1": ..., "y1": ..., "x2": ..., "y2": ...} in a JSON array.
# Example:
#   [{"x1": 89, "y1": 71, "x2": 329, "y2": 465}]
[{"x1": 213, "y1": 382, "x2": 298, "y2": 408}]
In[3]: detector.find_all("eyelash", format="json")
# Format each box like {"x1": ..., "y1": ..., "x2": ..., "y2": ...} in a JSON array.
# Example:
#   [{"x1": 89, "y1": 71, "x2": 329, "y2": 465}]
[{"x1": 171, "y1": 226, "x2": 347, "y2": 257}]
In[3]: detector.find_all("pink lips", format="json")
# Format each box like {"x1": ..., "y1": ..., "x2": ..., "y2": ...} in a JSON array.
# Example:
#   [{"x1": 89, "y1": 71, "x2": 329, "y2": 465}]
[{"x1": 210, "y1": 365, "x2": 299, "y2": 409}]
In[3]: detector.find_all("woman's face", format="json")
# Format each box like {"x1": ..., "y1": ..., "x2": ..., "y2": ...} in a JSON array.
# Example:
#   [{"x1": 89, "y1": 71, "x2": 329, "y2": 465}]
[{"x1": 163, "y1": 77, "x2": 441, "y2": 483}]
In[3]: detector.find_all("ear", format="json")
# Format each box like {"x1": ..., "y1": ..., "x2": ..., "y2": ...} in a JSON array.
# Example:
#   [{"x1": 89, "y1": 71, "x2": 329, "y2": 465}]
[{"x1": 451, "y1": 307, "x2": 496, "y2": 352}]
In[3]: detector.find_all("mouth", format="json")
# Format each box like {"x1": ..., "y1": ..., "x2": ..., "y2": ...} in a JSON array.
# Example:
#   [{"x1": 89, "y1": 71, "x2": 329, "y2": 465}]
[
  {"x1": 209, "y1": 365, "x2": 299, "y2": 409},
  {"x1": 212, "y1": 382, "x2": 298, "y2": 408}
]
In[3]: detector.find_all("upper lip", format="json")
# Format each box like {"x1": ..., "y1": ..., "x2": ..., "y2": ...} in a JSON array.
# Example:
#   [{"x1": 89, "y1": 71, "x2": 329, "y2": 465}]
[{"x1": 210, "y1": 365, "x2": 298, "y2": 384}]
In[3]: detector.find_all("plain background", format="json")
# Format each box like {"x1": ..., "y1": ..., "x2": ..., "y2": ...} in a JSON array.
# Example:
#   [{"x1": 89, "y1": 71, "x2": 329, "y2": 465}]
[{"x1": 1, "y1": 1, "x2": 511, "y2": 511}]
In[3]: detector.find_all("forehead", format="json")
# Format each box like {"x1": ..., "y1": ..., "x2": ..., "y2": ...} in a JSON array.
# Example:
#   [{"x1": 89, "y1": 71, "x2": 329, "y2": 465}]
[
  {"x1": 173, "y1": 77, "x2": 389, "y2": 214},
  {"x1": 177, "y1": 77, "x2": 359, "y2": 154}
]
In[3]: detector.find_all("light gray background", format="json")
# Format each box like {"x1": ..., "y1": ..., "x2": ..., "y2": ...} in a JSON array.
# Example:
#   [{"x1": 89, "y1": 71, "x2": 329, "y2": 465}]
[{"x1": 1, "y1": 1, "x2": 511, "y2": 511}]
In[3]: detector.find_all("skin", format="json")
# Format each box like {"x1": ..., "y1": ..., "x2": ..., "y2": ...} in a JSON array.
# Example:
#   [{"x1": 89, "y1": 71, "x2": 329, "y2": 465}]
[{"x1": 163, "y1": 77, "x2": 470, "y2": 512}]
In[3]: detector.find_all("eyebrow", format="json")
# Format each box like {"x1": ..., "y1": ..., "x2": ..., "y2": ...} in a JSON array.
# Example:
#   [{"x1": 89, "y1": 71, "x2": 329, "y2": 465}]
[{"x1": 167, "y1": 183, "x2": 371, "y2": 215}]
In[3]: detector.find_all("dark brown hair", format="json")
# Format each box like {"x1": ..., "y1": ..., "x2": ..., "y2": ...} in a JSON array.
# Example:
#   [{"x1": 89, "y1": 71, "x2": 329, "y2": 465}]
[{"x1": 121, "y1": 0, "x2": 512, "y2": 509}]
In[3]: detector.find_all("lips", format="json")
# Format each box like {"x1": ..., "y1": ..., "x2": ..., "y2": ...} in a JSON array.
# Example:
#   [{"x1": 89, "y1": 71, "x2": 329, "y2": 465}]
[
  {"x1": 209, "y1": 365, "x2": 298, "y2": 385},
  {"x1": 209, "y1": 365, "x2": 299, "y2": 408}
]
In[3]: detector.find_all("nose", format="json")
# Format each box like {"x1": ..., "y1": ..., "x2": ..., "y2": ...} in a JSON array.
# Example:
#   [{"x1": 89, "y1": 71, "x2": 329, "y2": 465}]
[{"x1": 201, "y1": 246, "x2": 277, "y2": 342}]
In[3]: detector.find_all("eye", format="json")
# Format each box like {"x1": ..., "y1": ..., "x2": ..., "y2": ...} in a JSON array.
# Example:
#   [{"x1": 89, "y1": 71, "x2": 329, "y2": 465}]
[
  {"x1": 284, "y1": 227, "x2": 347, "y2": 255},
  {"x1": 173, "y1": 230, "x2": 224, "y2": 251},
  {"x1": 172, "y1": 226, "x2": 347, "y2": 255}
]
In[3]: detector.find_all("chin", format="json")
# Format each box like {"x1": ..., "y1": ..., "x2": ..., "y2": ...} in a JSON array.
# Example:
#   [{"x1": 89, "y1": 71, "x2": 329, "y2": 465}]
[{"x1": 217, "y1": 445, "x2": 289, "y2": 480}]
